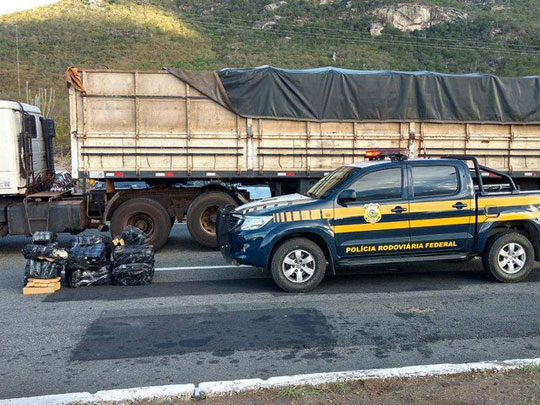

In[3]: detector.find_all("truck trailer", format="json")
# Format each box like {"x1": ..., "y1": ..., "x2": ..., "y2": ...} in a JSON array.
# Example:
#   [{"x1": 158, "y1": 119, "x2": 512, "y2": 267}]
[{"x1": 1, "y1": 66, "x2": 539, "y2": 249}]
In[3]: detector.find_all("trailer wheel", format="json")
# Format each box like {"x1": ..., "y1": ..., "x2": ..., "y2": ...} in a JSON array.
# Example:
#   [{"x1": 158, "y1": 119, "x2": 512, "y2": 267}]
[
  {"x1": 187, "y1": 191, "x2": 237, "y2": 248},
  {"x1": 110, "y1": 198, "x2": 171, "y2": 250},
  {"x1": 482, "y1": 231, "x2": 534, "y2": 283}
]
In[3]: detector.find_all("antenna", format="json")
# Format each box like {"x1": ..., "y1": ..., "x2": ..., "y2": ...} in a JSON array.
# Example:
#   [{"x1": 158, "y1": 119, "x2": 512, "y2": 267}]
[{"x1": 16, "y1": 25, "x2": 21, "y2": 99}]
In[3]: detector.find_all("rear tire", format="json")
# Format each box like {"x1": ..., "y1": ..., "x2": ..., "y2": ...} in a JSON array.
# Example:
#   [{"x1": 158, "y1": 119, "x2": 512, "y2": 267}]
[
  {"x1": 270, "y1": 238, "x2": 326, "y2": 293},
  {"x1": 482, "y1": 231, "x2": 534, "y2": 283},
  {"x1": 187, "y1": 191, "x2": 238, "y2": 248},
  {"x1": 110, "y1": 198, "x2": 171, "y2": 250}
]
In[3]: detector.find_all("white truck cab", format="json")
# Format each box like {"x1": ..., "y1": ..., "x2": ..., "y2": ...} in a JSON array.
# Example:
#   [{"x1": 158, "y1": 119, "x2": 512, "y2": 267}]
[{"x1": 0, "y1": 101, "x2": 49, "y2": 195}]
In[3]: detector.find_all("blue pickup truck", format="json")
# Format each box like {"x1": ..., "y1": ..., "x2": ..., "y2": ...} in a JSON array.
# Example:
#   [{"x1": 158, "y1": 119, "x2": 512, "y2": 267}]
[{"x1": 217, "y1": 154, "x2": 540, "y2": 292}]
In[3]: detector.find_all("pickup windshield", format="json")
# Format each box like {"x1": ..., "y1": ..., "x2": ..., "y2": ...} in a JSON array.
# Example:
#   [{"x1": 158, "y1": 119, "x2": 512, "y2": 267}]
[{"x1": 307, "y1": 166, "x2": 359, "y2": 199}]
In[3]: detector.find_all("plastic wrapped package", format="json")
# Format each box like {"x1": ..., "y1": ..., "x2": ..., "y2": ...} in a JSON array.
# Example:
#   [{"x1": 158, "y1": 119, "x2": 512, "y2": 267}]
[
  {"x1": 112, "y1": 263, "x2": 154, "y2": 286},
  {"x1": 67, "y1": 244, "x2": 109, "y2": 271},
  {"x1": 32, "y1": 231, "x2": 57, "y2": 245},
  {"x1": 72, "y1": 234, "x2": 111, "y2": 247},
  {"x1": 22, "y1": 241, "x2": 67, "y2": 285},
  {"x1": 25, "y1": 259, "x2": 62, "y2": 280},
  {"x1": 65, "y1": 240, "x2": 112, "y2": 288},
  {"x1": 118, "y1": 226, "x2": 146, "y2": 246},
  {"x1": 71, "y1": 234, "x2": 112, "y2": 257},
  {"x1": 21, "y1": 243, "x2": 58, "y2": 260},
  {"x1": 68, "y1": 266, "x2": 111, "y2": 288},
  {"x1": 112, "y1": 245, "x2": 154, "y2": 265}
]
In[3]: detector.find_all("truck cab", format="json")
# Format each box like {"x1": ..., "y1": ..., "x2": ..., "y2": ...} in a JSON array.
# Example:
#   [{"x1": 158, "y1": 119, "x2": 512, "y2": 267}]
[
  {"x1": 217, "y1": 153, "x2": 540, "y2": 292},
  {"x1": 0, "y1": 101, "x2": 54, "y2": 196},
  {"x1": 0, "y1": 101, "x2": 88, "y2": 239}
]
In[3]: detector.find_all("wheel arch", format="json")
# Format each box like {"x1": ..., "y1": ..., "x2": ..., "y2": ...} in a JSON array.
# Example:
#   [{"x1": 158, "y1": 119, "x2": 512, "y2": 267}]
[
  {"x1": 478, "y1": 220, "x2": 540, "y2": 260},
  {"x1": 198, "y1": 183, "x2": 247, "y2": 205},
  {"x1": 267, "y1": 230, "x2": 336, "y2": 275}
]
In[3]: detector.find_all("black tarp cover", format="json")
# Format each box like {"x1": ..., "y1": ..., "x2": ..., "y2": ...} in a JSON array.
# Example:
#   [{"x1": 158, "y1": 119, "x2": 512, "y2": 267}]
[{"x1": 165, "y1": 66, "x2": 540, "y2": 124}]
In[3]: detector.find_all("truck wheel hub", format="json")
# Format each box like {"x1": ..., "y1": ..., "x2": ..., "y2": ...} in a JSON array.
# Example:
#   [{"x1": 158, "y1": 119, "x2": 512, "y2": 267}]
[
  {"x1": 200, "y1": 206, "x2": 218, "y2": 234},
  {"x1": 129, "y1": 214, "x2": 153, "y2": 235}
]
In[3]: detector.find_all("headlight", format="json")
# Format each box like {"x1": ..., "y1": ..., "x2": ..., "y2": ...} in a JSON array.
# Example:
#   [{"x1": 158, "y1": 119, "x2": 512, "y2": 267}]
[{"x1": 240, "y1": 215, "x2": 273, "y2": 231}]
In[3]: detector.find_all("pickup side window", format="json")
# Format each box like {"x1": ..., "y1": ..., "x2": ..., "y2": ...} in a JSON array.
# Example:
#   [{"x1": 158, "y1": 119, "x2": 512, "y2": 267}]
[
  {"x1": 350, "y1": 168, "x2": 402, "y2": 202},
  {"x1": 411, "y1": 165, "x2": 459, "y2": 198}
]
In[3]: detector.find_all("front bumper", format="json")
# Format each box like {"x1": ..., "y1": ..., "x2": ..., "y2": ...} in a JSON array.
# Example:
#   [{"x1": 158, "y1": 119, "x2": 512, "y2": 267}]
[
  {"x1": 216, "y1": 206, "x2": 242, "y2": 264},
  {"x1": 216, "y1": 207, "x2": 273, "y2": 268}
]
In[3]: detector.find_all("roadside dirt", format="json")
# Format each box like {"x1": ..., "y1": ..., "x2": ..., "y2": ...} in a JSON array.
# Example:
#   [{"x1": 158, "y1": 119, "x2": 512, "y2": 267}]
[{"x1": 201, "y1": 368, "x2": 540, "y2": 404}]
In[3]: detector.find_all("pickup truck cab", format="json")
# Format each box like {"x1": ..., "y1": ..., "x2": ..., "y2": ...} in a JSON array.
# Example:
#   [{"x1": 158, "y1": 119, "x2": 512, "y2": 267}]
[{"x1": 217, "y1": 154, "x2": 540, "y2": 292}]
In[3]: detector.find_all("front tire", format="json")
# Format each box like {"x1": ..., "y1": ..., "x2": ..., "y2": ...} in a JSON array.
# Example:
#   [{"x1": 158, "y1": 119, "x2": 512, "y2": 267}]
[
  {"x1": 482, "y1": 231, "x2": 534, "y2": 283},
  {"x1": 270, "y1": 238, "x2": 326, "y2": 293}
]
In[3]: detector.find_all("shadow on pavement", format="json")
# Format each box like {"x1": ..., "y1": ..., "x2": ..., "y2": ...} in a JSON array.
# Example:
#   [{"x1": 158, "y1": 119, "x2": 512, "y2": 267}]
[{"x1": 44, "y1": 268, "x2": 540, "y2": 302}]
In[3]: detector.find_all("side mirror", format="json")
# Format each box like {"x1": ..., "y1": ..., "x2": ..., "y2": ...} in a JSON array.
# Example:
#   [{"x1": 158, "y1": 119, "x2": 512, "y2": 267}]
[{"x1": 338, "y1": 189, "x2": 356, "y2": 205}]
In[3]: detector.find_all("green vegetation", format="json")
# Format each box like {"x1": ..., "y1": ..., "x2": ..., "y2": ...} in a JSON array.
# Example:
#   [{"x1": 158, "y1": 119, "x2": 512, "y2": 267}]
[
  {"x1": 522, "y1": 364, "x2": 540, "y2": 373},
  {"x1": 0, "y1": 0, "x2": 539, "y2": 148},
  {"x1": 279, "y1": 381, "x2": 349, "y2": 399}
]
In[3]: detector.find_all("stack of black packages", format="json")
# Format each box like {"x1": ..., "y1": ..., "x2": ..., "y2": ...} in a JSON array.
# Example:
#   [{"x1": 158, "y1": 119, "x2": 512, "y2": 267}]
[
  {"x1": 66, "y1": 234, "x2": 112, "y2": 288},
  {"x1": 21, "y1": 232, "x2": 66, "y2": 285},
  {"x1": 112, "y1": 226, "x2": 155, "y2": 286}
]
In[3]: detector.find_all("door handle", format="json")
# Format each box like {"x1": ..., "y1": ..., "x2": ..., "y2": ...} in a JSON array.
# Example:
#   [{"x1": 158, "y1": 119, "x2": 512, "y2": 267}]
[
  {"x1": 452, "y1": 202, "x2": 468, "y2": 210},
  {"x1": 391, "y1": 206, "x2": 407, "y2": 213}
]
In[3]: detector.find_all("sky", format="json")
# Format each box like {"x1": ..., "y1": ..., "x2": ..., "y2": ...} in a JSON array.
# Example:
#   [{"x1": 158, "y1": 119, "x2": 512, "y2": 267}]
[{"x1": 0, "y1": 0, "x2": 60, "y2": 15}]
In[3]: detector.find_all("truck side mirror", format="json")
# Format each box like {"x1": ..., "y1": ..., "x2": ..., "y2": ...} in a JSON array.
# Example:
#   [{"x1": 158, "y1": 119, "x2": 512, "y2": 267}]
[{"x1": 338, "y1": 189, "x2": 357, "y2": 205}]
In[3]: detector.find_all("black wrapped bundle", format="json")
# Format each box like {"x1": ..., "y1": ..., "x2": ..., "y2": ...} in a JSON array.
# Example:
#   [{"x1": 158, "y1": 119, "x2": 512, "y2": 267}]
[
  {"x1": 72, "y1": 234, "x2": 112, "y2": 257},
  {"x1": 112, "y1": 263, "x2": 154, "y2": 286},
  {"x1": 68, "y1": 266, "x2": 111, "y2": 288},
  {"x1": 22, "y1": 239, "x2": 66, "y2": 283},
  {"x1": 67, "y1": 244, "x2": 109, "y2": 271},
  {"x1": 25, "y1": 259, "x2": 62, "y2": 280},
  {"x1": 32, "y1": 231, "x2": 57, "y2": 245},
  {"x1": 112, "y1": 246, "x2": 154, "y2": 265},
  {"x1": 66, "y1": 238, "x2": 112, "y2": 288},
  {"x1": 119, "y1": 226, "x2": 146, "y2": 246},
  {"x1": 21, "y1": 243, "x2": 58, "y2": 260}
]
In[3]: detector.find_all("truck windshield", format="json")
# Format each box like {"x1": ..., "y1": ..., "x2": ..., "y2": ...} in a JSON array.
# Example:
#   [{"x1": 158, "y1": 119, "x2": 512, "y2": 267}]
[{"x1": 307, "y1": 166, "x2": 358, "y2": 199}]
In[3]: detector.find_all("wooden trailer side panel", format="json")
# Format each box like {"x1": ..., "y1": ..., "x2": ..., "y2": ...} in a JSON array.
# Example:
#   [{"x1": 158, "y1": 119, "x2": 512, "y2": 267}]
[{"x1": 71, "y1": 70, "x2": 540, "y2": 180}]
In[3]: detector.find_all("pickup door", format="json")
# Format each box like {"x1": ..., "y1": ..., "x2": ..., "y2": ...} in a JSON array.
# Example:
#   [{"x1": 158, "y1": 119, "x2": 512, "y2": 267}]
[
  {"x1": 333, "y1": 164, "x2": 410, "y2": 259},
  {"x1": 406, "y1": 161, "x2": 476, "y2": 253}
]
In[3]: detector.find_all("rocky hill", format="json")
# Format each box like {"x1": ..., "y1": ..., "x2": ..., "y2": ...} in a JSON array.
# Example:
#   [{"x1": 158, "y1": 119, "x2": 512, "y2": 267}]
[{"x1": 0, "y1": 0, "x2": 538, "y2": 144}]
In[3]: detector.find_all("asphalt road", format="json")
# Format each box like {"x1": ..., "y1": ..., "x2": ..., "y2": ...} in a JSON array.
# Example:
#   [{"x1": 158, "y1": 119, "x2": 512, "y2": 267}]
[{"x1": 1, "y1": 224, "x2": 540, "y2": 399}]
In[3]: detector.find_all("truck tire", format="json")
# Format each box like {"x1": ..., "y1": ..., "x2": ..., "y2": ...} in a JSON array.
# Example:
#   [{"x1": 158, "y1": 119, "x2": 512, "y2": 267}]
[
  {"x1": 482, "y1": 231, "x2": 534, "y2": 283},
  {"x1": 187, "y1": 191, "x2": 238, "y2": 248},
  {"x1": 110, "y1": 198, "x2": 171, "y2": 250},
  {"x1": 270, "y1": 238, "x2": 326, "y2": 293}
]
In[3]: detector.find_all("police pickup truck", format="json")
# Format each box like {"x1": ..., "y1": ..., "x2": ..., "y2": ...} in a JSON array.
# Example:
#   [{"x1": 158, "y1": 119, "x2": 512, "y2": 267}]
[{"x1": 217, "y1": 153, "x2": 540, "y2": 292}]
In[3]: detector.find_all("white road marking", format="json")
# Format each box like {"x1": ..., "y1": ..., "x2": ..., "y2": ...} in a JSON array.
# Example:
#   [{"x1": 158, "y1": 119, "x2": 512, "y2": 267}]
[
  {"x1": 3, "y1": 358, "x2": 539, "y2": 404},
  {"x1": 155, "y1": 265, "x2": 253, "y2": 271}
]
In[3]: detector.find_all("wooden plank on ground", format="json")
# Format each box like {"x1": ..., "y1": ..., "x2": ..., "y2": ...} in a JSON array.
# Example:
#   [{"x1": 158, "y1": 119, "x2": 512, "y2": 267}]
[{"x1": 23, "y1": 286, "x2": 56, "y2": 295}]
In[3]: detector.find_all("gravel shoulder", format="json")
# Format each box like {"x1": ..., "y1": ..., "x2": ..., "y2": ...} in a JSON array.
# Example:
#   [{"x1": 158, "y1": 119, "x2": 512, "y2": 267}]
[{"x1": 203, "y1": 367, "x2": 540, "y2": 405}]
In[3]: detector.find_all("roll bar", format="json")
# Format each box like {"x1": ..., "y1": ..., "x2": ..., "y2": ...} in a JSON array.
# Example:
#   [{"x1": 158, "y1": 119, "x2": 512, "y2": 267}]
[{"x1": 440, "y1": 155, "x2": 519, "y2": 194}]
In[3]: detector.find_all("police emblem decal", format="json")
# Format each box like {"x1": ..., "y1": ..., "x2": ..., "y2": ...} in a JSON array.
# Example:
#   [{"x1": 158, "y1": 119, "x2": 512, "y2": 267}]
[{"x1": 363, "y1": 203, "x2": 382, "y2": 224}]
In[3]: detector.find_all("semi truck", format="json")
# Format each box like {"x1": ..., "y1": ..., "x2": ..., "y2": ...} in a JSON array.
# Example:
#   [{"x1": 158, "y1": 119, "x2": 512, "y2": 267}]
[{"x1": 1, "y1": 66, "x2": 539, "y2": 250}]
